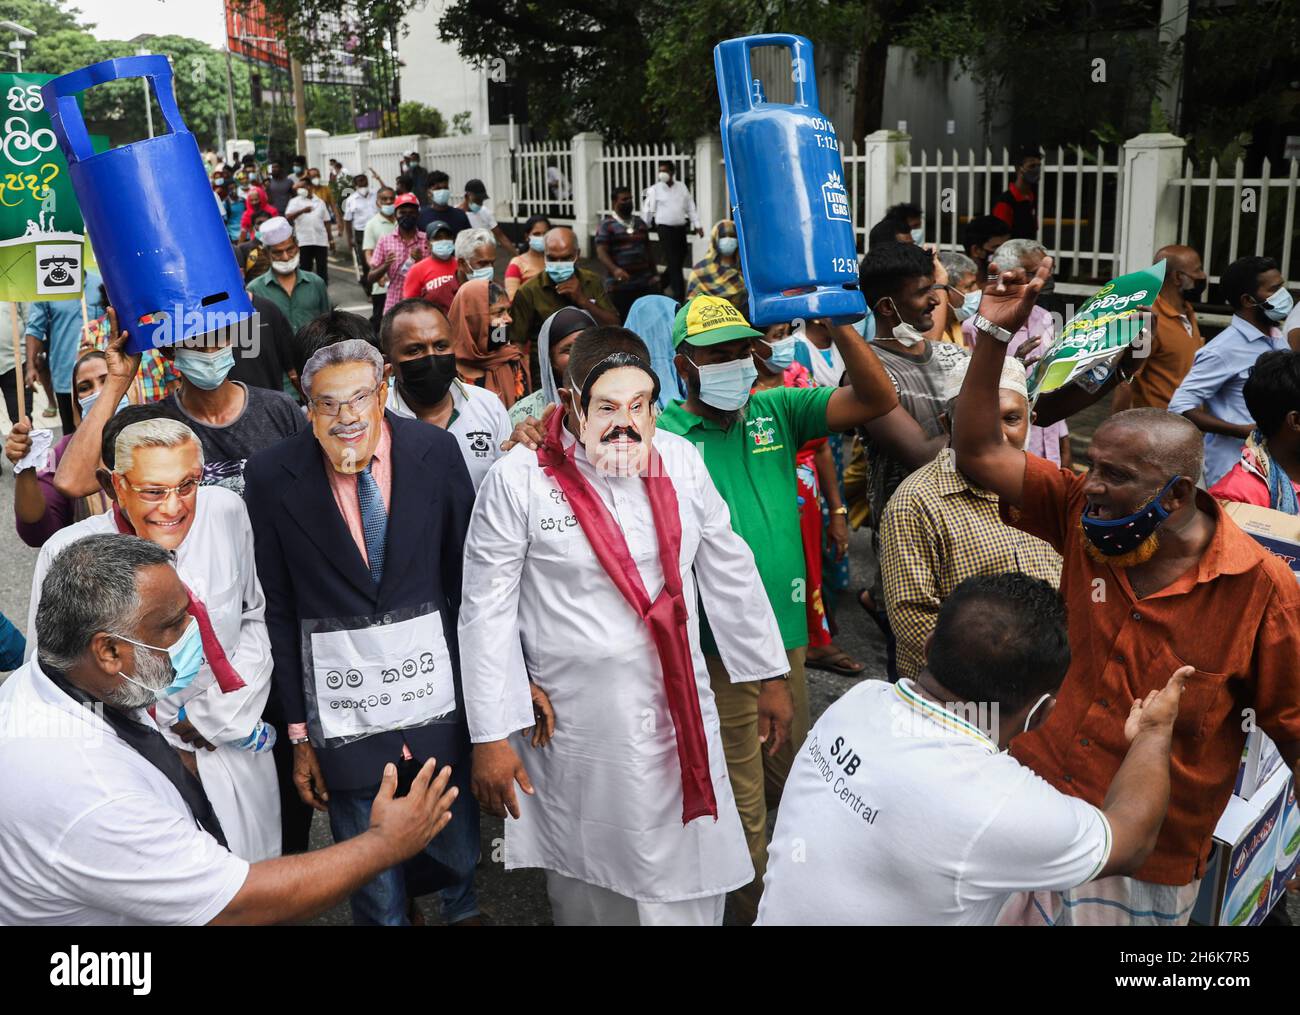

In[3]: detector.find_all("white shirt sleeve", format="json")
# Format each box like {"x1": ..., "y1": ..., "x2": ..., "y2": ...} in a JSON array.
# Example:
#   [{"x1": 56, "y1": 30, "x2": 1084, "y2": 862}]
[
  {"x1": 682, "y1": 184, "x2": 700, "y2": 230},
  {"x1": 49, "y1": 793, "x2": 250, "y2": 925},
  {"x1": 683, "y1": 443, "x2": 788, "y2": 682},
  {"x1": 478, "y1": 205, "x2": 498, "y2": 229},
  {"x1": 962, "y1": 760, "x2": 1113, "y2": 897},
  {"x1": 177, "y1": 509, "x2": 274, "y2": 745},
  {"x1": 457, "y1": 458, "x2": 536, "y2": 742}
]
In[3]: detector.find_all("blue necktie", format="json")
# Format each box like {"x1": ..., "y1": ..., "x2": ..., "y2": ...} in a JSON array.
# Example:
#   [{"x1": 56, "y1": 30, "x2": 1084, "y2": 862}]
[{"x1": 356, "y1": 460, "x2": 387, "y2": 585}]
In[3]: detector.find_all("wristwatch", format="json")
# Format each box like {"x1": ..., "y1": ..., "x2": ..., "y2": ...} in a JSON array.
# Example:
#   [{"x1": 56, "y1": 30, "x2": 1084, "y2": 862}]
[
  {"x1": 831, "y1": 506, "x2": 848, "y2": 516},
  {"x1": 971, "y1": 313, "x2": 1013, "y2": 344},
  {"x1": 289, "y1": 735, "x2": 311, "y2": 746}
]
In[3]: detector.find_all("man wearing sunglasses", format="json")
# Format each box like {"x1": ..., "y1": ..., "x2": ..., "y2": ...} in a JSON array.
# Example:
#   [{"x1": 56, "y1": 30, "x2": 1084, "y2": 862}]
[
  {"x1": 27, "y1": 414, "x2": 281, "y2": 864},
  {"x1": 243, "y1": 338, "x2": 483, "y2": 926}
]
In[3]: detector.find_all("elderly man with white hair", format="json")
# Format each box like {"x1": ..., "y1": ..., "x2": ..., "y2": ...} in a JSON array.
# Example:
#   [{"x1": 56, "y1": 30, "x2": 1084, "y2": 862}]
[
  {"x1": 963, "y1": 237, "x2": 1071, "y2": 468},
  {"x1": 454, "y1": 226, "x2": 498, "y2": 287},
  {"x1": 243, "y1": 338, "x2": 483, "y2": 926},
  {"x1": 27, "y1": 414, "x2": 282, "y2": 861},
  {"x1": 880, "y1": 355, "x2": 1062, "y2": 681}
]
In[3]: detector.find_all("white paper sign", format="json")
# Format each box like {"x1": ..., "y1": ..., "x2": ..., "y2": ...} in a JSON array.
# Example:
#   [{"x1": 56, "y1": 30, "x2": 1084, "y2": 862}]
[{"x1": 310, "y1": 610, "x2": 454, "y2": 742}]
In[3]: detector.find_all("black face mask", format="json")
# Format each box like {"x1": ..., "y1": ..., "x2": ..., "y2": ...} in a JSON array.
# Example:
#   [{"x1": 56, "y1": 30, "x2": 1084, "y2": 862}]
[
  {"x1": 398, "y1": 353, "x2": 458, "y2": 407},
  {"x1": 1179, "y1": 274, "x2": 1206, "y2": 302},
  {"x1": 397, "y1": 214, "x2": 418, "y2": 232},
  {"x1": 616, "y1": 201, "x2": 633, "y2": 217}
]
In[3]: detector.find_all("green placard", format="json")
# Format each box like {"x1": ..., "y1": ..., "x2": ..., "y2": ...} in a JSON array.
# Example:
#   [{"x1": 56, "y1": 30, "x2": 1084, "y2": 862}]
[
  {"x1": 1026, "y1": 260, "x2": 1168, "y2": 400},
  {"x1": 0, "y1": 74, "x2": 106, "y2": 301}
]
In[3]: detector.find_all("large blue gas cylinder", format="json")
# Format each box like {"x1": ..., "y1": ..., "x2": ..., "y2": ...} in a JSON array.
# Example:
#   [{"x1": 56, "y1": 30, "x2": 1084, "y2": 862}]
[
  {"x1": 41, "y1": 56, "x2": 253, "y2": 353},
  {"x1": 714, "y1": 34, "x2": 865, "y2": 327}
]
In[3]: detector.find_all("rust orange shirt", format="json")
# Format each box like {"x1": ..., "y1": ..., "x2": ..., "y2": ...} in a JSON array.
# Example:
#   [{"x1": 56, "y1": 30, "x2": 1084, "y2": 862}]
[
  {"x1": 1129, "y1": 293, "x2": 1203, "y2": 410},
  {"x1": 1003, "y1": 453, "x2": 1300, "y2": 885}
]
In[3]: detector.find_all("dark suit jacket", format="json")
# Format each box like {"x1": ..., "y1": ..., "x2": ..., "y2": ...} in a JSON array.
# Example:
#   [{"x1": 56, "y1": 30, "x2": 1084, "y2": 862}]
[{"x1": 244, "y1": 411, "x2": 475, "y2": 792}]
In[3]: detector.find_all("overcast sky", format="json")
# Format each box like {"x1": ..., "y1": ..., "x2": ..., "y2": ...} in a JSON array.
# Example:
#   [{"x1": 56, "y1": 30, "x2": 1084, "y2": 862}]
[{"x1": 77, "y1": 0, "x2": 228, "y2": 49}]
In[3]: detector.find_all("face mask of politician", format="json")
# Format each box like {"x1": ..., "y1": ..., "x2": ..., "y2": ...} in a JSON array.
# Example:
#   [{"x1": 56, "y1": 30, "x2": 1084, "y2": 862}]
[
  {"x1": 308, "y1": 360, "x2": 389, "y2": 474},
  {"x1": 565, "y1": 362, "x2": 658, "y2": 478}
]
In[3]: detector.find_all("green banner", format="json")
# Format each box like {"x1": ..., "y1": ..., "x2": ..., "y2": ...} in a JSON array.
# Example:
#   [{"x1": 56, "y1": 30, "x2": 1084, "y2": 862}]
[
  {"x1": 0, "y1": 74, "x2": 105, "y2": 302},
  {"x1": 1026, "y1": 260, "x2": 1168, "y2": 400}
]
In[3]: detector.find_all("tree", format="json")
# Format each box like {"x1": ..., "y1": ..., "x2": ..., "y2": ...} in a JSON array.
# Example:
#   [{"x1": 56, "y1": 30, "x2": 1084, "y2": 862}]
[{"x1": 396, "y1": 101, "x2": 446, "y2": 138}]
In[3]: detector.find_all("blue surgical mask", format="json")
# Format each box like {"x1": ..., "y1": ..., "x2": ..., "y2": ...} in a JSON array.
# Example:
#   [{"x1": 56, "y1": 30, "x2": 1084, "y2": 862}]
[
  {"x1": 431, "y1": 239, "x2": 455, "y2": 259},
  {"x1": 1257, "y1": 288, "x2": 1294, "y2": 323},
  {"x1": 78, "y1": 389, "x2": 129, "y2": 417},
  {"x1": 546, "y1": 261, "x2": 576, "y2": 283},
  {"x1": 468, "y1": 201, "x2": 482, "y2": 214},
  {"x1": 910, "y1": 227, "x2": 924, "y2": 244},
  {"x1": 379, "y1": 203, "x2": 395, "y2": 217},
  {"x1": 468, "y1": 265, "x2": 494, "y2": 282},
  {"x1": 690, "y1": 355, "x2": 758, "y2": 411},
  {"x1": 952, "y1": 288, "x2": 982, "y2": 322},
  {"x1": 1080, "y1": 476, "x2": 1178, "y2": 558},
  {"x1": 174, "y1": 347, "x2": 236, "y2": 391},
  {"x1": 717, "y1": 236, "x2": 739, "y2": 256},
  {"x1": 431, "y1": 188, "x2": 451, "y2": 206},
  {"x1": 118, "y1": 618, "x2": 205, "y2": 701},
  {"x1": 528, "y1": 235, "x2": 546, "y2": 253},
  {"x1": 761, "y1": 336, "x2": 797, "y2": 372}
]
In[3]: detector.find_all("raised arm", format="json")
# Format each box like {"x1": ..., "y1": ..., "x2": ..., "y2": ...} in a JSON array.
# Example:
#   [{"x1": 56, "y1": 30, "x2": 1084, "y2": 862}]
[
  {"x1": 53, "y1": 310, "x2": 139, "y2": 499},
  {"x1": 952, "y1": 258, "x2": 1053, "y2": 507}
]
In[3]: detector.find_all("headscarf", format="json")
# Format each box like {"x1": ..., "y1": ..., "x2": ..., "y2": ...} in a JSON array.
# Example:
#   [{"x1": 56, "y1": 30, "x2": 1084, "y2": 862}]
[
  {"x1": 624, "y1": 295, "x2": 684, "y2": 408},
  {"x1": 686, "y1": 220, "x2": 745, "y2": 302},
  {"x1": 1241, "y1": 430, "x2": 1300, "y2": 515},
  {"x1": 536, "y1": 306, "x2": 595, "y2": 406},
  {"x1": 449, "y1": 278, "x2": 525, "y2": 407}
]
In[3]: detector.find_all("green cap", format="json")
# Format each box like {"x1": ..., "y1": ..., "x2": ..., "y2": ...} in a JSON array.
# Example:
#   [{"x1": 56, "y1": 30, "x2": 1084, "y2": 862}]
[{"x1": 672, "y1": 295, "x2": 763, "y2": 348}]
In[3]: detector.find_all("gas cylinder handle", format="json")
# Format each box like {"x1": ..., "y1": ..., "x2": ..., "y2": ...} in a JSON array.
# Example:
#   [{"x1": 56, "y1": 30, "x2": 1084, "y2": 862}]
[
  {"x1": 41, "y1": 55, "x2": 179, "y2": 165},
  {"x1": 714, "y1": 34, "x2": 820, "y2": 117},
  {"x1": 748, "y1": 33, "x2": 818, "y2": 111}
]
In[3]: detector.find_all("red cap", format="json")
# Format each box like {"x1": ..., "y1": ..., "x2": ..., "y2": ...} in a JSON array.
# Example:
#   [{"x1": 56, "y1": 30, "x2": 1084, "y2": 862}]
[{"x1": 394, "y1": 193, "x2": 419, "y2": 208}]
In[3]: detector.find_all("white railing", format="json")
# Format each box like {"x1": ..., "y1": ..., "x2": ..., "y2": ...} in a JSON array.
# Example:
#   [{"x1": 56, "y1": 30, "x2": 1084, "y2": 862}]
[
  {"x1": 598, "y1": 142, "x2": 696, "y2": 219},
  {"x1": 1174, "y1": 156, "x2": 1300, "y2": 287},
  {"x1": 314, "y1": 132, "x2": 371, "y2": 177},
  {"x1": 511, "y1": 140, "x2": 575, "y2": 222},
  {"x1": 367, "y1": 134, "x2": 423, "y2": 190},
  {"x1": 421, "y1": 135, "x2": 491, "y2": 198}
]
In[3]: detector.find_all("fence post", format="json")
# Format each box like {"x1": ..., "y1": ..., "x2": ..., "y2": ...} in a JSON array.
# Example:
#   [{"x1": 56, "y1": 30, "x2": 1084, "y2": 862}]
[
  {"x1": 693, "y1": 134, "x2": 725, "y2": 262},
  {"x1": 1119, "y1": 132, "x2": 1186, "y2": 274},
  {"x1": 305, "y1": 128, "x2": 328, "y2": 173},
  {"x1": 863, "y1": 129, "x2": 911, "y2": 232},
  {"x1": 484, "y1": 127, "x2": 512, "y2": 225},
  {"x1": 354, "y1": 135, "x2": 370, "y2": 181},
  {"x1": 570, "y1": 131, "x2": 604, "y2": 255}
]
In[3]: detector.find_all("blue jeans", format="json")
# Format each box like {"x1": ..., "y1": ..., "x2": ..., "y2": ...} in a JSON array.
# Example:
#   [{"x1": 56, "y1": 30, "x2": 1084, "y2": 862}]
[{"x1": 328, "y1": 770, "x2": 480, "y2": 926}]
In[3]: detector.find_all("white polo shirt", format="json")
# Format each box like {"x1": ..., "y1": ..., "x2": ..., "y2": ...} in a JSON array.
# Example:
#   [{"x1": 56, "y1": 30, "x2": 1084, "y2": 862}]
[
  {"x1": 756, "y1": 678, "x2": 1112, "y2": 926},
  {"x1": 387, "y1": 379, "x2": 511, "y2": 492},
  {"x1": 0, "y1": 661, "x2": 249, "y2": 925},
  {"x1": 467, "y1": 204, "x2": 498, "y2": 232}
]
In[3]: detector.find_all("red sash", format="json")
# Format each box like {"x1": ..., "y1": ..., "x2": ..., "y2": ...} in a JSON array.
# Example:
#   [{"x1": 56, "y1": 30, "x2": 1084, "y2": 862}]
[
  {"x1": 113, "y1": 505, "x2": 246, "y2": 693},
  {"x1": 536, "y1": 408, "x2": 717, "y2": 823}
]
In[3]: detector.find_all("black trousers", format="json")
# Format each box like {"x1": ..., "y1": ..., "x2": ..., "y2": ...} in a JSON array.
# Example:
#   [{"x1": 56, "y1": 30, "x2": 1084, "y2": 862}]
[
  {"x1": 55, "y1": 391, "x2": 74, "y2": 434},
  {"x1": 0, "y1": 369, "x2": 34, "y2": 425},
  {"x1": 609, "y1": 279, "x2": 661, "y2": 321},
  {"x1": 371, "y1": 293, "x2": 386, "y2": 335},
  {"x1": 300, "y1": 244, "x2": 329, "y2": 284},
  {"x1": 352, "y1": 234, "x2": 372, "y2": 296},
  {"x1": 657, "y1": 223, "x2": 690, "y2": 302}
]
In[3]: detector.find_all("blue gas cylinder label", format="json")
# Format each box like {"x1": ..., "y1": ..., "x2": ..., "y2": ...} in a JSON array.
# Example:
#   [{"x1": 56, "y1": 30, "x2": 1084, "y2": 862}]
[{"x1": 822, "y1": 170, "x2": 850, "y2": 222}]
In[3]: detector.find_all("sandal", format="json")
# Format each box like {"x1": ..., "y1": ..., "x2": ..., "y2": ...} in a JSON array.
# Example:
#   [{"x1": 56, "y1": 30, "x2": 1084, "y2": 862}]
[{"x1": 806, "y1": 646, "x2": 866, "y2": 676}]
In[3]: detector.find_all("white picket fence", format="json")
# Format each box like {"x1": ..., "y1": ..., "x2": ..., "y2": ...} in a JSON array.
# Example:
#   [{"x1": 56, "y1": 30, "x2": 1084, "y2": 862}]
[
  {"x1": 1174, "y1": 155, "x2": 1300, "y2": 285},
  {"x1": 306, "y1": 128, "x2": 1299, "y2": 286}
]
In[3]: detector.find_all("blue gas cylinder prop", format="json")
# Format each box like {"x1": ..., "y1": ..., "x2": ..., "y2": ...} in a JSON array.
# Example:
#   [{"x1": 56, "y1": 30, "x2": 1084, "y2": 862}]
[
  {"x1": 714, "y1": 35, "x2": 865, "y2": 327},
  {"x1": 41, "y1": 57, "x2": 253, "y2": 354}
]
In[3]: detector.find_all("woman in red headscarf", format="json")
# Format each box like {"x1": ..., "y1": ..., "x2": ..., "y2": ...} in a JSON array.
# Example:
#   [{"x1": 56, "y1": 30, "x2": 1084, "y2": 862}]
[{"x1": 448, "y1": 278, "x2": 527, "y2": 409}]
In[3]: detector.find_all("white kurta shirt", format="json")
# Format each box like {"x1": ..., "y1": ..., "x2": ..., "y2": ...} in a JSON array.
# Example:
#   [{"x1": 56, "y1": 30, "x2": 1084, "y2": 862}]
[
  {"x1": 27, "y1": 487, "x2": 281, "y2": 862},
  {"x1": 285, "y1": 193, "x2": 329, "y2": 247},
  {"x1": 458, "y1": 427, "x2": 787, "y2": 902},
  {"x1": 386, "y1": 379, "x2": 512, "y2": 492}
]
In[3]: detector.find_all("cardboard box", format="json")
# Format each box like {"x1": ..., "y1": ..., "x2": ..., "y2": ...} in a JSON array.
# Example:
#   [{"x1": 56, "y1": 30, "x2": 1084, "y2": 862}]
[
  {"x1": 1273, "y1": 777, "x2": 1300, "y2": 910},
  {"x1": 1234, "y1": 730, "x2": 1286, "y2": 801},
  {"x1": 1191, "y1": 766, "x2": 1290, "y2": 926},
  {"x1": 1221, "y1": 501, "x2": 1300, "y2": 580}
]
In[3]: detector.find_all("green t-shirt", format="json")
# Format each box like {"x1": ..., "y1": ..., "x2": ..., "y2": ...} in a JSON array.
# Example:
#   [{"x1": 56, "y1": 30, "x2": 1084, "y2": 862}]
[{"x1": 657, "y1": 385, "x2": 835, "y2": 650}]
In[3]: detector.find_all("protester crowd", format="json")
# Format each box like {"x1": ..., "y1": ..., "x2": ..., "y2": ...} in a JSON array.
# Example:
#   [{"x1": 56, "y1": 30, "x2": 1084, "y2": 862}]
[{"x1": 1, "y1": 143, "x2": 1299, "y2": 929}]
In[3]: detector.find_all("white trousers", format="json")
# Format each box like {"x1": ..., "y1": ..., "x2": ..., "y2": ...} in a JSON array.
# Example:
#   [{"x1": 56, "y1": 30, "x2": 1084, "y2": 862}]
[
  {"x1": 998, "y1": 876, "x2": 1201, "y2": 926},
  {"x1": 545, "y1": 871, "x2": 725, "y2": 927}
]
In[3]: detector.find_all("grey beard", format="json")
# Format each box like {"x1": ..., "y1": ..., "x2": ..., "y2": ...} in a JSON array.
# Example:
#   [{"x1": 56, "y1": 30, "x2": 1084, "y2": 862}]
[{"x1": 108, "y1": 643, "x2": 173, "y2": 710}]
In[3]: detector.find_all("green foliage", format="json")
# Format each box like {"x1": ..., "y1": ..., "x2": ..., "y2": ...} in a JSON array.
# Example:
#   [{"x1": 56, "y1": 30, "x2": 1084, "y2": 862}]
[
  {"x1": 0, "y1": 0, "x2": 82, "y2": 38},
  {"x1": 396, "y1": 101, "x2": 446, "y2": 138},
  {"x1": 450, "y1": 111, "x2": 472, "y2": 136}
]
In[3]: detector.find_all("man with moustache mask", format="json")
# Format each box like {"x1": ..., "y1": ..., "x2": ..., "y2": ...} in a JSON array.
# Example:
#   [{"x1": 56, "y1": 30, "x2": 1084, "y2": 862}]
[
  {"x1": 27, "y1": 415, "x2": 280, "y2": 861},
  {"x1": 460, "y1": 326, "x2": 792, "y2": 925},
  {"x1": 381, "y1": 298, "x2": 512, "y2": 491},
  {"x1": 243, "y1": 339, "x2": 484, "y2": 926},
  {"x1": 954, "y1": 254, "x2": 1300, "y2": 926}
]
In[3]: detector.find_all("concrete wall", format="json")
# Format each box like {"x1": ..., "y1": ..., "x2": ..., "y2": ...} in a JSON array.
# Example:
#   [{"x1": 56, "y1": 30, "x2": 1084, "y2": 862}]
[{"x1": 399, "y1": 1, "x2": 490, "y2": 134}]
